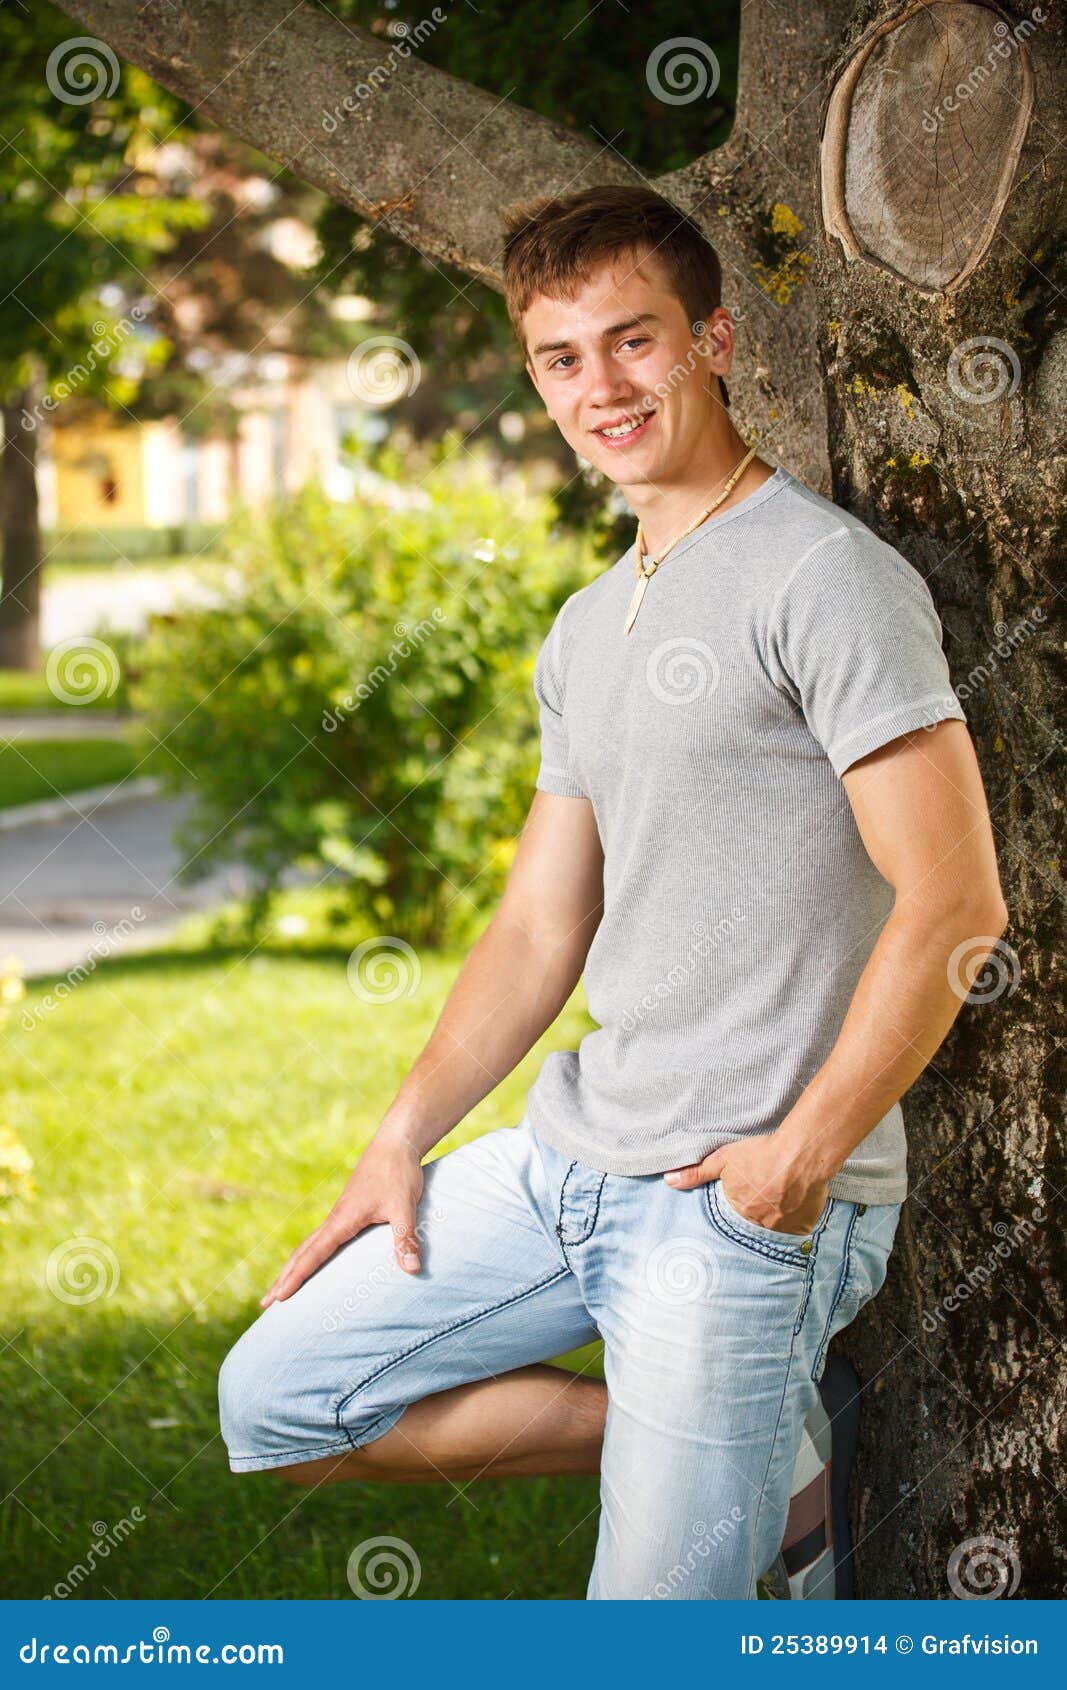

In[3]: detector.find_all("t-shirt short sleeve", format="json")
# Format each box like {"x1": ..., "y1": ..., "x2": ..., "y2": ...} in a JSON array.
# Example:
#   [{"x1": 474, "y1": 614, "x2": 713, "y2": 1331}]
[
  {"x1": 533, "y1": 603, "x2": 589, "y2": 799},
  {"x1": 763, "y1": 527, "x2": 967, "y2": 778}
]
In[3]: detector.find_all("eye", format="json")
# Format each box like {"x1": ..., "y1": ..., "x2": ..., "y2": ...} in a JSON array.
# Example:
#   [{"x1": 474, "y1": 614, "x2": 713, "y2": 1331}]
[
  {"x1": 547, "y1": 354, "x2": 577, "y2": 371},
  {"x1": 620, "y1": 337, "x2": 650, "y2": 352}
]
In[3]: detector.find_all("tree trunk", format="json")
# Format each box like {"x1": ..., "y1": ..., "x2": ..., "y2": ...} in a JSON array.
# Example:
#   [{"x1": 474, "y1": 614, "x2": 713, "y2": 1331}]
[
  {"x1": 806, "y1": 5, "x2": 1064, "y2": 1603},
  {"x1": 0, "y1": 384, "x2": 43, "y2": 671},
  {"x1": 51, "y1": 0, "x2": 1067, "y2": 1596}
]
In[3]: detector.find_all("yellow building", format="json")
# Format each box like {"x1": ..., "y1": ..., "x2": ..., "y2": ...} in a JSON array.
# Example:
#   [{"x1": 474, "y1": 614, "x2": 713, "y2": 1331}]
[{"x1": 40, "y1": 353, "x2": 384, "y2": 558}]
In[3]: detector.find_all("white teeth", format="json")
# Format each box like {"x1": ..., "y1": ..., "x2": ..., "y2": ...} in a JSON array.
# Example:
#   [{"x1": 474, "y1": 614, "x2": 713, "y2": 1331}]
[{"x1": 600, "y1": 413, "x2": 651, "y2": 438}]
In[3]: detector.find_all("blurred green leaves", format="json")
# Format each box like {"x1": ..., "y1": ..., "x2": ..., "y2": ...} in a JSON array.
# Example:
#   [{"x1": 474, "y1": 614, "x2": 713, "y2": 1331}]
[{"x1": 132, "y1": 435, "x2": 602, "y2": 946}]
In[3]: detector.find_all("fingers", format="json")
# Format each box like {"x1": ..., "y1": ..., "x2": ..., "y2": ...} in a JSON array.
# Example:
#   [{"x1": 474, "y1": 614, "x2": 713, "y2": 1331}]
[
  {"x1": 663, "y1": 1154, "x2": 721, "y2": 1189},
  {"x1": 257, "y1": 1185, "x2": 422, "y2": 1309},
  {"x1": 260, "y1": 1216, "x2": 350, "y2": 1307},
  {"x1": 390, "y1": 1208, "x2": 421, "y2": 1275}
]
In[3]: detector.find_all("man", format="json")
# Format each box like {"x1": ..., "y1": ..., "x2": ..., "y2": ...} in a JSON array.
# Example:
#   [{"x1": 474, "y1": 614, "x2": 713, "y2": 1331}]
[{"x1": 218, "y1": 185, "x2": 1008, "y2": 1599}]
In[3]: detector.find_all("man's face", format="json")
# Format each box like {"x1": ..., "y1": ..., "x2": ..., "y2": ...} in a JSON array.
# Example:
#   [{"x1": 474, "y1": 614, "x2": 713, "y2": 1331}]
[{"x1": 523, "y1": 244, "x2": 731, "y2": 490}]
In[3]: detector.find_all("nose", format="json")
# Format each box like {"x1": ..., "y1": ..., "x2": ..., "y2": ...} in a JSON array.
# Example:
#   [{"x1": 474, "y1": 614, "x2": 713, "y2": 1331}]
[{"x1": 584, "y1": 350, "x2": 635, "y2": 415}]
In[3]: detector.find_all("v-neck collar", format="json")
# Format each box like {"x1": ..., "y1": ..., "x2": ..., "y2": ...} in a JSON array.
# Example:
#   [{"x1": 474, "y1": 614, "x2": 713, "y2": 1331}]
[{"x1": 622, "y1": 465, "x2": 791, "y2": 572}]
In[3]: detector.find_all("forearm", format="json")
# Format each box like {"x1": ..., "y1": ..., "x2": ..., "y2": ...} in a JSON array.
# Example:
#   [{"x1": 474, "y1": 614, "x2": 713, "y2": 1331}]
[
  {"x1": 374, "y1": 915, "x2": 585, "y2": 1159},
  {"x1": 775, "y1": 901, "x2": 1010, "y2": 1183}
]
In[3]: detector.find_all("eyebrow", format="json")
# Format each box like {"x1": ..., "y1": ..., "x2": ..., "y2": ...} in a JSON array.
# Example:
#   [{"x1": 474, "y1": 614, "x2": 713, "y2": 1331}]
[{"x1": 529, "y1": 312, "x2": 662, "y2": 360}]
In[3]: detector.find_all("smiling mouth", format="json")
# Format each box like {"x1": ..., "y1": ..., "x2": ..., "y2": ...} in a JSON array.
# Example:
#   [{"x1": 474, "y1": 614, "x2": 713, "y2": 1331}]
[{"x1": 593, "y1": 407, "x2": 657, "y2": 444}]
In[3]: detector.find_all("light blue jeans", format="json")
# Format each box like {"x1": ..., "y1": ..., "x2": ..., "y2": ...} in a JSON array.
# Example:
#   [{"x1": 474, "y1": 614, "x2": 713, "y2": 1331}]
[{"x1": 218, "y1": 1116, "x2": 901, "y2": 1599}]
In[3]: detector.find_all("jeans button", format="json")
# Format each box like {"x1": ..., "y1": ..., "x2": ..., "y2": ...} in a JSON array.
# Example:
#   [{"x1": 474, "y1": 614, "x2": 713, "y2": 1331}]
[{"x1": 800, "y1": 1239, "x2": 813, "y2": 1255}]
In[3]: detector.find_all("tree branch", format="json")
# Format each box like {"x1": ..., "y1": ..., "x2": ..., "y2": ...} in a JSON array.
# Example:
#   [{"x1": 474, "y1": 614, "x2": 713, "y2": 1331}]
[{"x1": 51, "y1": 0, "x2": 644, "y2": 288}]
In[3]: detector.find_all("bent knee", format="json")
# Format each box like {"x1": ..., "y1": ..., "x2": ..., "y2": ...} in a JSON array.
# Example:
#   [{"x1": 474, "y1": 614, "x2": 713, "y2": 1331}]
[
  {"x1": 217, "y1": 1321, "x2": 322, "y2": 1470},
  {"x1": 217, "y1": 1317, "x2": 388, "y2": 1475},
  {"x1": 217, "y1": 1328, "x2": 270, "y2": 1458}
]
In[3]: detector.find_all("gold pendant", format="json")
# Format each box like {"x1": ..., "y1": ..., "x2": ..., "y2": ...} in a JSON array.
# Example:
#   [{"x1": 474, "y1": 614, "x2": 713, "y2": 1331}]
[{"x1": 623, "y1": 571, "x2": 649, "y2": 635}]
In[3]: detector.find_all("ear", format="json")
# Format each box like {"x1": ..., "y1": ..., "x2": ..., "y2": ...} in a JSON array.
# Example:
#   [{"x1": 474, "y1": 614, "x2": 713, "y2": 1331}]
[{"x1": 707, "y1": 306, "x2": 735, "y2": 376}]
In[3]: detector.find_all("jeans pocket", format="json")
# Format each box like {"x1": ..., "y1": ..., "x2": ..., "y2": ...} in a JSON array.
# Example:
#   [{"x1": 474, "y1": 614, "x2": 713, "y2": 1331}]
[{"x1": 706, "y1": 1179, "x2": 831, "y2": 1269}]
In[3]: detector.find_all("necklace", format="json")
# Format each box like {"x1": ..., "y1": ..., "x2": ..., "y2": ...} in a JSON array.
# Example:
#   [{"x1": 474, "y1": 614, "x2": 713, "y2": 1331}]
[{"x1": 622, "y1": 443, "x2": 761, "y2": 635}]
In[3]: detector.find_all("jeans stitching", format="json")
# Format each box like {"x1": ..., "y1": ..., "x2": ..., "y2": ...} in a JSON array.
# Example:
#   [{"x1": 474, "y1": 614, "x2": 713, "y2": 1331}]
[
  {"x1": 557, "y1": 1161, "x2": 576, "y2": 1240},
  {"x1": 793, "y1": 1210, "x2": 828, "y2": 1335},
  {"x1": 705, "y1": 1181, "x2": 821, "y2": 1270},
  {"x1": 747, "y1": 1317, "x2": 801, "y2": 1594},
  {"x1": 342, "y1": 1406, "x2": 403, "y2": 1450},
  {"x1": 810, "y1": 1203, "x2": 860, "y2": 1381},
  {"x1": 331, "y1": 1265, "x2": 573, "y2": 1434},
  {"x1": 229, "y1": 1433, "x2": 365, "y2": 1464},
  {"x1": 557, "y1": 1160, "x2": 607, "y2": 1256}
]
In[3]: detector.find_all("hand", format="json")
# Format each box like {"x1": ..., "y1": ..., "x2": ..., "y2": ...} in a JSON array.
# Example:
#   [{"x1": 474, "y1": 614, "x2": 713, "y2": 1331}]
[
  {"x1": 259, "y1": 1135, "x2": 425, "y2": 1307},
  {"x1": 663, "y1": 1131, "x2": 830, "y2": 1235}
]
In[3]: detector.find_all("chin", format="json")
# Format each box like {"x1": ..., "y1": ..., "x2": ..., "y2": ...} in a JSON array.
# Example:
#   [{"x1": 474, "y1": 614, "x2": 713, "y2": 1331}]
[
  {"x1": 601, "y1": 454, "x2": 663, "y2": 490},
  {"x1": 581, "y1": 441, "x2": 650, "y2": 474}
]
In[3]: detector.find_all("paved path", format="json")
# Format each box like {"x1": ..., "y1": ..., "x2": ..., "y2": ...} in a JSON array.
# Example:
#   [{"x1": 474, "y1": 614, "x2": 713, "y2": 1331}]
[
  {"x1": 2, "y1": 567, "x2": 312, "y2": 981},
  {"x1": 42, "y1": 564, "x2": 222, "y2": 646},
  {"x1": 0, "y1": 790, "x2": 259, "y2": 980}
]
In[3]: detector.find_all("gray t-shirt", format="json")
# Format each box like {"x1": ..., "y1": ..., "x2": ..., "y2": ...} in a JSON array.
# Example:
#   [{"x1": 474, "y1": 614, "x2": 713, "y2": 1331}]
[{"x1": 525, "y1": 464, "x2": 967, "y2": 1204}]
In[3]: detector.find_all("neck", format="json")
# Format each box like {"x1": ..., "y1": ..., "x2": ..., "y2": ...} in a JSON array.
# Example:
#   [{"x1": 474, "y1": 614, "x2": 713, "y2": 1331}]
[{"x1": 627, "y1": 420, "x2": 774, "y2": 559}]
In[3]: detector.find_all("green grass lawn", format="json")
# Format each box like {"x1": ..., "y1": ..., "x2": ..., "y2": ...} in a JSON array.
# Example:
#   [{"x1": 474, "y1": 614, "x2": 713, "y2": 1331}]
[
  {"x1": 0, "y1": 928, "x2": 602, "y2": 1599},
  {"x1": 0, "y1": 669, "x2": 127, "y2": 714},
  {"x1": 0, "y1": 669, "x2": 136, "y2": 716},
  {"x1": 0, "y1": 669, "x2": 58, "y2": 712},
  {"x1": 0, "y1": 737, "x2": 160, "y2": 809}
]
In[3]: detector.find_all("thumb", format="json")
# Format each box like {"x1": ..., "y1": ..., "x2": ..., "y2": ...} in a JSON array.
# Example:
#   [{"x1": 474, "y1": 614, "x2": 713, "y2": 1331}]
[
  {"x1": 390, "y1": 1210, "x2": 421, "y2": 1275},
  {"x1": 664, "y1": 1152, "x2": 724, "y2": 1189},
  {"x1": 700, "y1": 1151, "x2": 725, "y2": 1183}
]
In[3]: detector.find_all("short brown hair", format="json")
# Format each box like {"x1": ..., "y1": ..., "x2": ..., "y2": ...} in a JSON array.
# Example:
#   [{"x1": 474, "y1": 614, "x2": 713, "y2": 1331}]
[{"x1": 502, "y1": 182, "x2": 724, "y2": 355}]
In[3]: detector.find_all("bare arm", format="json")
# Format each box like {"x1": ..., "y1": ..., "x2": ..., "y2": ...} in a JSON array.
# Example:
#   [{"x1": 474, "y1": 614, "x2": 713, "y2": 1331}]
[
  {"x1": 665, "y1": 718, "x2": 1010, "y2": 1226},
  {"x1": 373, "y1": 788, "x2": 604, "y2": 1159},
  {"x1": 261, "y1": 789, "x2": 604, "y2": 1303}
]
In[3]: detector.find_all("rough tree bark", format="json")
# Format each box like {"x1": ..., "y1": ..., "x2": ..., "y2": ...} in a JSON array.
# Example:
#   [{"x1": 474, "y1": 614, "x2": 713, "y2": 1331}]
[{"x1": 51, "y1": 0, "x2": 1065, "y2": 1597}]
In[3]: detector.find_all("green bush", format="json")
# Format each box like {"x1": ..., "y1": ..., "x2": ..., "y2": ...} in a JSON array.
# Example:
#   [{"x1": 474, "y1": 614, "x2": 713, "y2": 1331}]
[{"x1": 132, "y1": 436, "x2": 601, "y2": 946}]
